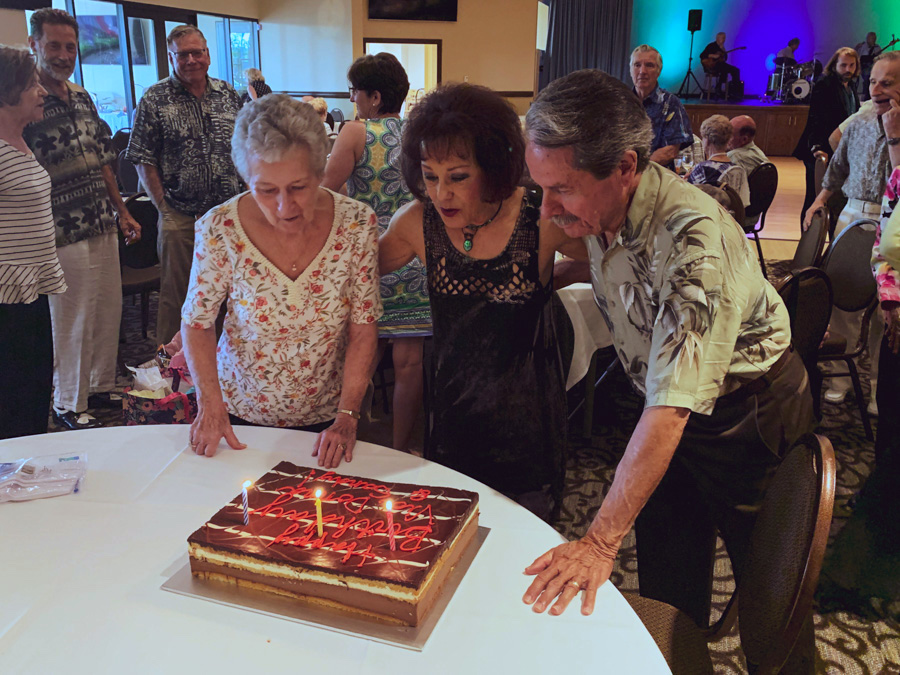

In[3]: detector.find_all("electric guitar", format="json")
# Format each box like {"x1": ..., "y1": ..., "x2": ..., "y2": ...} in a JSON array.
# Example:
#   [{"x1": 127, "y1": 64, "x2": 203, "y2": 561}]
[{"x1": 701, "y1": 46, "x2": 746, "y2": 70}]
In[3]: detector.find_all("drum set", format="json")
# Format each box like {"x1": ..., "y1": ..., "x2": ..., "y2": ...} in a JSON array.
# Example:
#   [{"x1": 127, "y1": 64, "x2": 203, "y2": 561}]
[{"x1": 766, "y1": 58, "x2": 820, "y2": 102}]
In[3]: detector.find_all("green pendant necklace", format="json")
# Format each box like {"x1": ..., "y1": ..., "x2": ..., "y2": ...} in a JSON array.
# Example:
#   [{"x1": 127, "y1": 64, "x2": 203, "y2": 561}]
[{"x1": 462, "y1": 200, "x2": 504, "y2": 253}]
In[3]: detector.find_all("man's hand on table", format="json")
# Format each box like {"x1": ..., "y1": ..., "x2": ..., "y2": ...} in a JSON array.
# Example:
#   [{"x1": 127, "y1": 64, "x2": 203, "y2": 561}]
[{"x1": 522, "y1": 531, "x2": 618, "y2": 616}]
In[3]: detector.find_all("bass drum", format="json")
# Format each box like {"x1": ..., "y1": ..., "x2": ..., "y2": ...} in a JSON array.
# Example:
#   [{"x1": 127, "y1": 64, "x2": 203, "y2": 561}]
[{"x1": 788, "y1": 78, "x2": 811, "y2": 101}]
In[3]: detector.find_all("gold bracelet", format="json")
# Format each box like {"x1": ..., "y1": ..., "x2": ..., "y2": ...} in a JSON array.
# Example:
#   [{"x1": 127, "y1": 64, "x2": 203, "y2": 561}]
[{"x1": 336, "y1": 408, "x2": 361, "y2": 420}]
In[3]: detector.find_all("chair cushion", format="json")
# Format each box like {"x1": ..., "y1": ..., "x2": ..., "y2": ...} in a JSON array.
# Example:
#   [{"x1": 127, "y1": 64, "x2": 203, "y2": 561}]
[
  {"x1": 623, "y1": 592, "x2": 715, "y2": 675},
  {"x1": 122, "y1": 264, "x2": 161, "y2": 295}
]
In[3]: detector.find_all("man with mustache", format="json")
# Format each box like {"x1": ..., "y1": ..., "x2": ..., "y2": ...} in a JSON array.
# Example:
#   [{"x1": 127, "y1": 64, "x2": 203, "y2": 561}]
[
  {"x1": 520, "y1": 69, "x2": 816, "y2": 672},
  {"x1": 803, "y1": 52, "x2": 897, "y2": 411},
  {"x1": 629, "y1": 45, "x2": 692, "y2": 171},
  {"x1": 126, "y1": 25, "x2": 242, "y2": 344},
  {"x1": 23, "y1": 9, "x2": 141, "y2": 431},
  {"x1": 794, "y1": 47, "x2": 860, "y2": 227}
]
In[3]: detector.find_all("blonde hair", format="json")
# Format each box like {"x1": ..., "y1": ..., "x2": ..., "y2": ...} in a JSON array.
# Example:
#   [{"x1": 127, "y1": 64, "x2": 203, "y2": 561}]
[
  {"x1": 309, "y1": 97, "x2": 328, "y2": 116},
  {"x1": 245, "y1": 67, "x2": 264, "y2": 83}
]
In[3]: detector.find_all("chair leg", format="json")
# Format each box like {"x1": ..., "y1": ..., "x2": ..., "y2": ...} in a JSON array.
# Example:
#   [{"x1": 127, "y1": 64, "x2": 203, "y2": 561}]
[
  {"x1": 753, "y1": 232, "x2": 767, "y2": 278},
  {"x1": 582, "y1": 351, "x2": 598, "y2": 438},
  {"x1": 846, "y1": 357, "x2": 874, "y2": 440},
  {"x1": 140, "y1": 290, "x2": 150, "y2": 339}
]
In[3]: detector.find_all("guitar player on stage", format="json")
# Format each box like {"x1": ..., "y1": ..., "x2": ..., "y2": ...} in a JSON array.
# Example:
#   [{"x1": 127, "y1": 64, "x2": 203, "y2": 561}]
[{"x1": 700, "y1": 32, "x2": 741, "y2": 100}]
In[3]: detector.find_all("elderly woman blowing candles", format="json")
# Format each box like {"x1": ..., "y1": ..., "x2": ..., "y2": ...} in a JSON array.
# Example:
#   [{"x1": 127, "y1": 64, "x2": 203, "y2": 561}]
[{"x1": 181, "y1": 95, "x2": 381, "y2": 466}]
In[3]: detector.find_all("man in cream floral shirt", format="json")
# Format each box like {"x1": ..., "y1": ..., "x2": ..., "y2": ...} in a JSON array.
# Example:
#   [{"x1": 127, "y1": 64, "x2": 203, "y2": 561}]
[{"x1": 522, "y1": 69, "x2": 816, "y2": 672}]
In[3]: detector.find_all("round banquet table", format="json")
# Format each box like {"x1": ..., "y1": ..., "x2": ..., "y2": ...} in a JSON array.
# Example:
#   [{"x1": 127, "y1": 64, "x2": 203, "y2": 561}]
[{"x1": 0, "y1": 426, "x2": 669, "y2": 674}]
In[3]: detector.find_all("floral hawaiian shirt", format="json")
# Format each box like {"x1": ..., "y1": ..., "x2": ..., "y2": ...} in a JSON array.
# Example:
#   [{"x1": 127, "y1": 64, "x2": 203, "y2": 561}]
[
  {"x1": 181, "y1": 189, "x2": 383, "y2": 426},
  {"x1": 873, "y1": 166, "x2": 900, "y2": 304},
  {"x1": 823, "y1": 105, "x2": 891, "y2": 203},
  {"x1": 586, "y1": 162, "x2": 791, "y2": 415},
  {"x1": 126, "y1": 76, "x2": 242, "y2": 217},
  {"x1": 23, "y1": 82, "x2": 117, "y2": 248},
  {"x1": 636, "y1": 85, "x2": 693, "y2": 165}
]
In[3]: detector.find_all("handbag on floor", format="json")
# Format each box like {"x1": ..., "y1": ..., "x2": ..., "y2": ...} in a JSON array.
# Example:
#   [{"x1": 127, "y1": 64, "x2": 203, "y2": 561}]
[{"x1": 123, "y1": 362, "x2": 197, "y2": 425}]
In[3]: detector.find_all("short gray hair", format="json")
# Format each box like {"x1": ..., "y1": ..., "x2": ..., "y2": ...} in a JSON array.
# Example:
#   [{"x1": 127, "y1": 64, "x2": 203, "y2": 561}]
[
  {"x1": 875, "y1": 51, "x2": 900, "y2": 67},
  {"x1": 232, "y1": 94, "x2": 329, "y2": 180},
  {"x1": 526, "y1": 69, "x2": 653, "y2": 179},
  {"x1": 699, "y1": 114, "x2": 733, "y2": 148},
  {"x1": 167, "y1": 25, "x2": 205, "y2": 48},
  {"x1": 630, "y1": 45, "x2": 662, "y2": 69}
]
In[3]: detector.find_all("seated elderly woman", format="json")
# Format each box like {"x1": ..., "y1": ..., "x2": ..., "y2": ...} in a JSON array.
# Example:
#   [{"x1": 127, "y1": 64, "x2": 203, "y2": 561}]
[
  {"x1": 308, "y1": 97, "x2": 331, "y2": 132},
  {"x1": 687, "y1": 113, "x2": 750, "y2": 207},
  {"x1": 181, "y1": 94, "x2": 380, "y2": 467},
  {"x1": 378, "y1": 83, "x2": 586, "y2": 520}
]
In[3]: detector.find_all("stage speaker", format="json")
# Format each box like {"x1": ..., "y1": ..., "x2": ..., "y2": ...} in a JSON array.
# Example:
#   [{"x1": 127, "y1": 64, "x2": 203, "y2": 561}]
[{"x1": 688, "y1": 9, "x2": 702, "y2": 32}]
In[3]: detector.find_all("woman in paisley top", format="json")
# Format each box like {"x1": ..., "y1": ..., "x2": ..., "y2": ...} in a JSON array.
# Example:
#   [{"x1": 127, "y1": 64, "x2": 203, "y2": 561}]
[
  {"x1": 378, "y1": 83, "x2": 586, "y2": 520},
  {"x1": 182, "y1": 95, "x2": 381, "y2": 467},
  {"x1": 324, "y1": 52, "x2": 431, "y2": 453}
]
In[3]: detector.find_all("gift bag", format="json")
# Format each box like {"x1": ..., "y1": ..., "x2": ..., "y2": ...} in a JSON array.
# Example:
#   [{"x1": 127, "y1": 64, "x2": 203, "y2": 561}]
[{"x1": 123, "y1": 361, "x2": 197, "y2": 425}]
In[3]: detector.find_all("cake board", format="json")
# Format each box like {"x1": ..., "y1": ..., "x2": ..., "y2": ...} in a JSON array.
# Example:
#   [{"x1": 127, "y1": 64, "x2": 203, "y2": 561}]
[{"x1": 161, "y1": 526, "x2": 490, "y2": 651}]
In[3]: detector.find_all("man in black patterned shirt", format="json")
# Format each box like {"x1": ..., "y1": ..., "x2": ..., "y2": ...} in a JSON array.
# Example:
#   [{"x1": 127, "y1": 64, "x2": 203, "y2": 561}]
[{"x1": 126, "y1": 24, "x2": 242, "y2": 343}]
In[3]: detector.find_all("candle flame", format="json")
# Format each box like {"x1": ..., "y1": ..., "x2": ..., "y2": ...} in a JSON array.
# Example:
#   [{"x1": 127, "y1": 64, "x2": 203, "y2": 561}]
[
  {"x1": 385, "y1": 500, "x2": 393, "y2": 511},
  {"x1": 315, "y1": 488, "x2": 322, "y2": 498},
  {"x1": 242, "y1": 480, "x2": 252, "y2": 489}
]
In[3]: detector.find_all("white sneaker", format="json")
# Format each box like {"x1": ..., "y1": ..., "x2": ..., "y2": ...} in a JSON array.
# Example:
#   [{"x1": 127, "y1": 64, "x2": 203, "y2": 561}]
[
  {"x1": 867, "y1": 400, "x2": 878, "y2": 417},
  {"x1": 823, "y1": 388, "x2": 848, "y2": 404}
]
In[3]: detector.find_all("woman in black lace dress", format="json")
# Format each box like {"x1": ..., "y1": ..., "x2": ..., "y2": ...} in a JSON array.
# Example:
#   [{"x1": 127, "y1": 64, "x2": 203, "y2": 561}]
[{"x1": 379, "y1": 84, "x2": 586, "y2": 520}]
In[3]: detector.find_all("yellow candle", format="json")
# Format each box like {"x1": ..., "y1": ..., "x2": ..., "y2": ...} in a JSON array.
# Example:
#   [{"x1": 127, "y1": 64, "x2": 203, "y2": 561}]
[{"x1": 315, "y1": 488, "x2": 324, "y2": 537}]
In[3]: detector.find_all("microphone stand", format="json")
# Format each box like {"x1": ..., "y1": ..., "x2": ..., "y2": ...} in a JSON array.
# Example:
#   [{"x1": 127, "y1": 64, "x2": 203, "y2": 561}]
[{"x1": 677, "y1": 29, "x2": 704, "y2": 98}]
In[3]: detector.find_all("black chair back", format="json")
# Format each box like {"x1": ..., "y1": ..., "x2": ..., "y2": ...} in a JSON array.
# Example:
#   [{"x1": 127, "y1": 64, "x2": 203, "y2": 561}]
[
  {"x1": 739, "y1": 433, "x2": 835, "y2": 673},
  {"x1": 791, "y1": 207, "x2": 829, "y2": 270},
  {"x1": 325, "y1": 112, "x2": 334, "y2": 131},
  {"x1": 330, "y1": 108, "x2": 344, "y2": 126},
  {"x1": 813, "y1": 154, "x2": 828, "y2": 195},
  {"x1": 778, "y1": 267, "x2": 832, "y2": 372},
  {"x1": 111, "y1": 127, "x2": 131, "y2": 156},
  {"x1": 746, "y1": 162, "x2": 778, "y2": 223},
  {"x1": 117, "y1": 149, "x2": 139, "y2": 194},
  {"x1": 119, "y1": 193, "x2": 159, "y2": 269},
  {"x1": 820, "y1": 219, "x2": 877, "y2": 312}
]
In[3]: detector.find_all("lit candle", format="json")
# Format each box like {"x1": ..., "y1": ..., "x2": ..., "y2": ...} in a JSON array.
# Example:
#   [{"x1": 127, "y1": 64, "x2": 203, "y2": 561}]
[
  {"x1": 385, "y1": 500, "x2": 396, "y2": 551},
  {"x1": 241, "y1": 480, "x2": 251, "y2": 526},
  {"x1": 315, "y1": 488, "x2": 324, "y2": 537}
]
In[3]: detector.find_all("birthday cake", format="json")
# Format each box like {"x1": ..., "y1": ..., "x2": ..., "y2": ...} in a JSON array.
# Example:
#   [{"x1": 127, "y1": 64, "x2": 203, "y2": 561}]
[{"x1": 187, "y1": 462, "x2": 480, "y2": 626}]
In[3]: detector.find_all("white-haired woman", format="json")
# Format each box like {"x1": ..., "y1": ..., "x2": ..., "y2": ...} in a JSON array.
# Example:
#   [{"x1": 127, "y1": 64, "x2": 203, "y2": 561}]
[
  {"x1": 241, "y1": 68, "x2": 272, "y2": 105},
  {"x1": 181, "y1": 94, "x2": 381, "y2": 467}
]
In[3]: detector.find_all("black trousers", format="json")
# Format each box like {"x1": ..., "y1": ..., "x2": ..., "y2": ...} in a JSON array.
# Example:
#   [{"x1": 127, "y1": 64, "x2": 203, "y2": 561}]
[
  {"x1": 0, "y1": 296, "x2": 53, "y2": 439},
  {"x1": 228, "y1": 413, "x2": 333, "y2": 434},
  {"x1": 713, "y1": 62, "x2": 740, "y2": 88},
  {"x1": 635, "y1": 348, "x2": 815, "y2": 627}
]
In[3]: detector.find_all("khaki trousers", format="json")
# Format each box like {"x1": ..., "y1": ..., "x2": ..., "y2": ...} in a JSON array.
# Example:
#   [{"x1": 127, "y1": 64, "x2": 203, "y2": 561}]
[
  {"x1": 50, "y1": 233, "x2": 122, "y2": 413},
  {"x1": 156, "y1": 202, "x2": 197, "y2": 344}
]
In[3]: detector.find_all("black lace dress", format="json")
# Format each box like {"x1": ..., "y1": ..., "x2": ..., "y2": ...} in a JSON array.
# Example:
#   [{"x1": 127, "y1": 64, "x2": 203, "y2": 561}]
[{"x1": 423, "y1": 191, "x2": 566, "y2": 509}]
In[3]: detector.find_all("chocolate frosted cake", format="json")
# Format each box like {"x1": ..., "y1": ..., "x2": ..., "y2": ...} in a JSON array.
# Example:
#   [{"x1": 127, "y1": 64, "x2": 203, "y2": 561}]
[{"x1": 188, "y1": 462, "x2": 479, "y2": 626}]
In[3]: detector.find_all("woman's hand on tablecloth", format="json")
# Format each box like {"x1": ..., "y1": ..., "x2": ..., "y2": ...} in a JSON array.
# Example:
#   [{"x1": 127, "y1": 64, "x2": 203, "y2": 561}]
[
  {"x1": 189, "y1": 400, "x2": 246, "y2": 457},
  {"x1": 522, "y1": 532, "x2": 618, "y2": 616},
  {"x1": 312, "y1": 414, "x2": 358, "y2": 468}
]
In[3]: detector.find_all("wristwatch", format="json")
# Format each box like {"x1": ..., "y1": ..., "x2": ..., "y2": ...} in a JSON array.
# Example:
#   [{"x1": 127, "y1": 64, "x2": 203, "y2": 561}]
[{"x1": 336, "y1": 408, "x2": 361, "y2": 420}]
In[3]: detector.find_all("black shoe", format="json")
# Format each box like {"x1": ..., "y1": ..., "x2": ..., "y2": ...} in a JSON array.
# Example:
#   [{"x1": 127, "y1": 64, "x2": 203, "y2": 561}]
[
  {"x1": 88, "y1": 392, "x2": 124, "y2": 409},
  {"x1": 53, "y1": 409, "x2": 104, "y2": 431}
]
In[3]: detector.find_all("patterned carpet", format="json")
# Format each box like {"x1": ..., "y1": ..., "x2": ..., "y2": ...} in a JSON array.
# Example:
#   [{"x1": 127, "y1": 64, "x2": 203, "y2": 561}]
[{"x1": 82, "y1": 275, "x2": 900, "y2": 673}]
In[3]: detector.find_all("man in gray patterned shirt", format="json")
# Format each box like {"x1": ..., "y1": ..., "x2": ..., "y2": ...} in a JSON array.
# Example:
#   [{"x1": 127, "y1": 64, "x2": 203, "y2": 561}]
[
  {"x1": 804, "y1": 53, "x2": 899, "y2": 408},
  {"x1": 126, "y1": 25, "x2": 242, "y2": 343}
]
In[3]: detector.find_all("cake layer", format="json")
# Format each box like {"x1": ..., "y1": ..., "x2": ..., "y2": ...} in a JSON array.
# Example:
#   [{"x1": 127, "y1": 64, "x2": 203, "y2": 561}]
[
  {"x1": 189, "y1": 508, "x2": 480, "y2": 626},
  {"x1": 188, "y1": 463, "x2": 479, "y2": 603}
]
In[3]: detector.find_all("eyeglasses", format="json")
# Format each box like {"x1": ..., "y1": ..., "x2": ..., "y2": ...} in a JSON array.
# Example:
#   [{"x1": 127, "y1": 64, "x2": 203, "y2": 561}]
[
  {"x1": 348, "y1": 86, "x2": 360, "y2": 96},
  {"x1": 169, "y1": 48, "x2": 208, "y2": 62}
]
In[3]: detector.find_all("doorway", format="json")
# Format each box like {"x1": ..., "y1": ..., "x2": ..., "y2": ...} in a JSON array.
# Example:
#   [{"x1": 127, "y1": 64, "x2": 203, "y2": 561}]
[{"x1": 362, "y1": 38, "x2": 441, "y2": 115}]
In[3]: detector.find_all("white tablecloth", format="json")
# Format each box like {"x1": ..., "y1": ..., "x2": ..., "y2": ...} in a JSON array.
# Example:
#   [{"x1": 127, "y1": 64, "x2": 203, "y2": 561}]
[
  {"x1": 0, "y1": 427, "x2": 668, "y2": 674},
  {"x1": 558, "y1": 283, "x2": 613, "y2": 390}
]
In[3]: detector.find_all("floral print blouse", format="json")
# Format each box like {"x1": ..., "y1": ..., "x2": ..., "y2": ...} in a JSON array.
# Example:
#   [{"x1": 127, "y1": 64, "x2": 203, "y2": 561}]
[
  {"x1": 586, "y1": 163, "x2": 791, "y2": 415},
  {"x1": 873, "y1": 166, "x2": 900, "y2": 305},
  {"x1": 181, "y1": 189, "x2": 382, "y2": 426}
]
